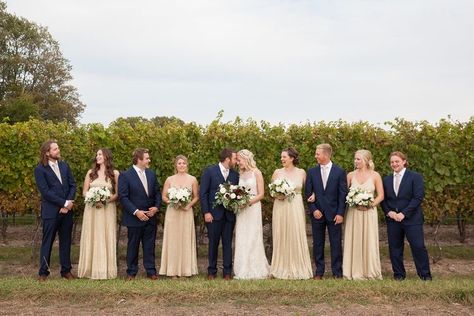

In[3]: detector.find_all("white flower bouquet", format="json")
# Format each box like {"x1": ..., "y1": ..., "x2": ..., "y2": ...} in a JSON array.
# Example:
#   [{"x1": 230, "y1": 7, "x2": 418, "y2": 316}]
[
  {"x1": 346, "y1": 187, "x2": 374, "y2": 208},
  {"x1": 213, "y1": 182, "x2": 252, "y2": 214},
  {"x1": 85, "y1": 186, "x2": 111, "y2": 208},
  {"x1": 167, "y1": 186, "x2": 192, "y2": 209},
  {"x1": 268, "y1": 178, "x2": 296, "y2": 201}
]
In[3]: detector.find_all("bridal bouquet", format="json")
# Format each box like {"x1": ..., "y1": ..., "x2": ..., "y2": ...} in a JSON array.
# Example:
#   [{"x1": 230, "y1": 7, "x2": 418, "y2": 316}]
[
  {"x1": 346, "y1": 187, "x2": 374, "y2": 208},
  {"x1": 268, "y1": 178, "x2": 296, "y2": 201},
  {"x1": 214, "y1": 182, "x2": 252, "y2": 214},
  {"x1": 167, "y1": 187, "x2": 192, "y2": 209},
  {"x1": 85, "y1": 186, "x2": 111, "y2": 208}
]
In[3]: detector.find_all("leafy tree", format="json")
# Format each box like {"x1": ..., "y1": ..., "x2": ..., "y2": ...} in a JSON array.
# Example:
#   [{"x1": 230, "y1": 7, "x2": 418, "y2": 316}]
[
  {"x1": 0, "y1": 92, "x2": 39, "y2": 123},
  {"x1": 0, "y1": 1, "x2": 84, "y2": 124},
  {"x1": 110, "y1": 116, "x2": 185, "y2": 128},
  {"x1": 150, "y1": 116, "x2": 185, "y2": 127}
]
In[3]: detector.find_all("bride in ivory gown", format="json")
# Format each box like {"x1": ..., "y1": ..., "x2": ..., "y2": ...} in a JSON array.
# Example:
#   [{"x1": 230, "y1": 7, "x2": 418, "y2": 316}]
[{"x1": 233, "y1": 149, "x2": 270, "y2": 279}]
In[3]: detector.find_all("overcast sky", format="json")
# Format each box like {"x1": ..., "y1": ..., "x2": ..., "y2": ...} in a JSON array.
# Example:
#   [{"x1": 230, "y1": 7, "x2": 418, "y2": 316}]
[{"x1": 6, "y1": 0, "x2": 474, "y2": 126}]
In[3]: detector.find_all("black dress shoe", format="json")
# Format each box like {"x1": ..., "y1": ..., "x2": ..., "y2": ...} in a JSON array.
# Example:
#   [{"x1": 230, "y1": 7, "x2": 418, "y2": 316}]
[
  {"x1": 333, "y1": 275, "x2": 343, "y2": 279},
  {"x1": 421, "y1": 276, "x2": 432, "y2": 281},
  {"x1": 393, "y1": 276, "x2": 405, "y2": 281}
]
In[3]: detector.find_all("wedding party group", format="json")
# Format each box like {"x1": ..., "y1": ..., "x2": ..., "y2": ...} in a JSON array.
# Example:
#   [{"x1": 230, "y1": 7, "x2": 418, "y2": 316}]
[{"x1": 33, "y1": 140, "x2": 432, "y2": 282}]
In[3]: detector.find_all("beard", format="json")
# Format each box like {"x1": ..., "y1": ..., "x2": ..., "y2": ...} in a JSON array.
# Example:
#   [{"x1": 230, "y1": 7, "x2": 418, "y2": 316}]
[{"x1": 49, "y1": 152, "x2": 61, "y2": 161}]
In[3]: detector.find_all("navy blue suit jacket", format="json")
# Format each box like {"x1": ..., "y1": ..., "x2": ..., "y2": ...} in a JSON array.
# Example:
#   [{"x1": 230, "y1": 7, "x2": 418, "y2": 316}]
[
  {"x1": 305, "y1": 164, "x2": 347, "y2": 221},
  {"x1": 118, "y1": 167, "x2": 162, "y2": 227},
  {"x1": 199, "y1": 164, "x2": 239, "y2": 221},
  {"x1": 381, "y1": 170, "x2": 425, "y2": 225},
  {"x1": 34, "y1": 161, "x2": 76, "y2": 220}
]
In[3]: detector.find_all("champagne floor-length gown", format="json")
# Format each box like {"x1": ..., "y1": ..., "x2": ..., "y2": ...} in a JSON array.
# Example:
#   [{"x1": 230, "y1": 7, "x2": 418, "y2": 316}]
[
  {"x1": 159, "y1": 185, "x2": 198, "y2": 277},
  {"x1": 343, "y1": 178, "x2": 382, "y2": 280},
  {"x1": 270, "y1": 171, "x2": 312, "y2": 279},
  {"x1": 78, "y1": 178, "x2": 117, "y2": 279}
]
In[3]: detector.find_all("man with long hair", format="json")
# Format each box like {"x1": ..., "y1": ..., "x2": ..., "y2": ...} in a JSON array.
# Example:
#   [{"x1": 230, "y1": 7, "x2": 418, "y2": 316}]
[{"x1": 34, "y1": 140, "x2": 76, "y2": 281}]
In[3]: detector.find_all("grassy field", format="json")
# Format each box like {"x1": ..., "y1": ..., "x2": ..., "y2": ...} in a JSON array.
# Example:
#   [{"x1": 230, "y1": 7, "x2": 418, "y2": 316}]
[{"x1": 0, "y1": 224, "x2": 473, "y2": 315}]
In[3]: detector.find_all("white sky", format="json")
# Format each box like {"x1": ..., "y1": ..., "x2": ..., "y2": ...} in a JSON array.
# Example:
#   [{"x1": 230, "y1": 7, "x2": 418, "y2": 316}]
[{"x1": 6, "y1": 0, "x2": 474, "y2": 125}]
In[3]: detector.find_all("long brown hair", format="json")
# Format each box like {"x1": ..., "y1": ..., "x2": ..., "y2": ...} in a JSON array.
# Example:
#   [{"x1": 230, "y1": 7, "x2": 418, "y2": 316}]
[
  {"x1": 89, "y1": 148, "x2": 116, "y2": 192},
  {"x1": 39, "y1": 140, "x2": 57, "y2": 166}
]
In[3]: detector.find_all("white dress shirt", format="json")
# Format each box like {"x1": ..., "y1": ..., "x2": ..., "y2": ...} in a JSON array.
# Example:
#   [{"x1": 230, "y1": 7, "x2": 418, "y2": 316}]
[
  {"x1": 393, "y1": 167, "x2": 406, "y2": 195},
  {"x1": 49, "y1": 160, "x2": 70, "y2": 207},
  {"x1": 219, "y1": 162, "x2": 229, "y2": 180},
  {"x1": 320, "y1": 161, "x2": 333, "y2": 189},
  {"x1": 133, "y1": 165, "x2": 148, "y2": 215}
]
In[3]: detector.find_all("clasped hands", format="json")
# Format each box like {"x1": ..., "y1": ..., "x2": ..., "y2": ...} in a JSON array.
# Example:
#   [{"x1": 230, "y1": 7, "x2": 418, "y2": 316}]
[
  {"x1": 388, "y1": 211, "x2": 405, "y2": 222},
  {"x1": 136, "y1": 207, "x2": 159, "y2": 221},
  {"x1": 59, "y1": 200, "x2": 74, "y2": 214}
]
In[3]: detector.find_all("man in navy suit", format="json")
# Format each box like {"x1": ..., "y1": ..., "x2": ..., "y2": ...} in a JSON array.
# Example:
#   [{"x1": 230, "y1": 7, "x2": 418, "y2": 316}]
[
  {"x1": 34, "y1": 140, "x2": 76, "y2": 281},
  {"x1": 305, "y1": 144, "x2": 347, "y2": 279},
  {"x1": 381, "y1": 151, "x2": 432, "y2": 281},
  {"x1": 200, "y1": 148, "x2": 239, "y2": 280},
  {"x1": 119, "y1": 148, "x2": 162, "y2": 280}
]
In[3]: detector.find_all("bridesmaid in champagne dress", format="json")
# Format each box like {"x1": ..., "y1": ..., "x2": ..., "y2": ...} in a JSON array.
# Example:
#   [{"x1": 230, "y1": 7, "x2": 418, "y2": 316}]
[
  {"x1": 270, "y1": 148, "x2": 313, "y2": 279},
  {"x1": 78, "y1": 148, "x2": 119, "y2": 279},
  {"x1": 159, "y1": 155, "x2": 199, "y2": 277},
  {"x1": 343, "y1": 149, "x2": 384, "y2": 280}
]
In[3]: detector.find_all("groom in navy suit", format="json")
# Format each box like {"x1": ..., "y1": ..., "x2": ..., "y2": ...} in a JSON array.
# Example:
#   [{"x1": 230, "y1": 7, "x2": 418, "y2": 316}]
[
  {"x1": 305, "y1": 144, "x2": 347, "y2": 279},
  {"x1": 200, "y1": 148, "x2": 239, "y2": 280},
  {"x1": 119, "y1": 148, "x2": 162, "y2": 280},
  {"x1": 381, "y1": 151, "x2": 432, "y2": 281},
  {"x1": 34, "y1": 140, "x2": 76, "y2": 281}
]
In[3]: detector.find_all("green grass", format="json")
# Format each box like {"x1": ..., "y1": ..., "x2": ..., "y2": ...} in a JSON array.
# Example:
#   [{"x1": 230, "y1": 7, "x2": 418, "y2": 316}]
[{"x1": 0, "y1": 275, "x2": 473, "y2": 307}]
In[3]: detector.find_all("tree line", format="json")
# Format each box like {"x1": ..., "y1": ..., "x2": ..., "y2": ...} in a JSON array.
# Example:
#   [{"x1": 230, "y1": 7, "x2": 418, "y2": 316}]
[{"x1": 0, "y1": 117, "x2": 472, "y2": 233}]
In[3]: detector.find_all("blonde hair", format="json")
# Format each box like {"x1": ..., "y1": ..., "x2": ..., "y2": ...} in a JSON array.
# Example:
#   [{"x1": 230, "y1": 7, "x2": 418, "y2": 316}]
[
  {"x1": 355, "y1": 149, "x2": 375, "y2": 170},
  {"x1": 316, "y1": 143, "x2": 333, "y2": 157},
  {"x1": 389, "y1": 151, "x2": 409, "y2": 167},
  {"x1": 174, "y1": 155, "x2": 188, "y2": 173},
  {"x1": 238, "y1": 149, "x2": 257, "y2": 170}
]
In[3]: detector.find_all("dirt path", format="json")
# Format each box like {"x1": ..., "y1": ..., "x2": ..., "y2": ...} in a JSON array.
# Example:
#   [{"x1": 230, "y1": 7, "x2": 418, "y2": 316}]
[{"x1": 1, "y1": 300, "x2": 473, "y2": 316}]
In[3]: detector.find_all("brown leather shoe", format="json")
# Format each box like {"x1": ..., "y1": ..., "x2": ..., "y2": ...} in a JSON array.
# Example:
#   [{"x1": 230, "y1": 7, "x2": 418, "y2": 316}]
[
  {"x1": 207, "y1": 274, "x2": 216, "y2": 280},
  {"x1": 126, "y1": 275, "x2": 136, "y2": 281},
  {"x1": 38, "y1": 275, "x2": 48, "y2": 282},
  {"x1": 147, "y1": 274, "x2": 159, "y2": 280},
  {"x1": 223, "y1": 275, "x2": 233, "y2": 281},
  {"x1": 313, "y1": 275, "x2": 323, "y2": 280},
  {"x1": 62, "y1": 272, "x2": 76, "y2": 280}
]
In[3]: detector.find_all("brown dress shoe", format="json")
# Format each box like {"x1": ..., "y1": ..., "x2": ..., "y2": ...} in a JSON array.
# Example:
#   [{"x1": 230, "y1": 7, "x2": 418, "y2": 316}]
[
  {"x1": 147, "y1": 275, "x2": 159, "y2": 280},
  {"x1": 207, "y1": 274, "x2": 216, "y2": 280},
  {"x1": 313, "y1": 275, "x2": 323, "y2": 280},
  {"x1": 126, "y1": 275, "x2": 136, "y2": 281},
  {"x1": 38, "y1": 275, "x2": 48, "y2": 282},
  {"x1": 62, "y1": 272, "x2": 76, "y2": 280},
  {"x1": 223, "y1": 275, "x2": 233, "y2": 281}
]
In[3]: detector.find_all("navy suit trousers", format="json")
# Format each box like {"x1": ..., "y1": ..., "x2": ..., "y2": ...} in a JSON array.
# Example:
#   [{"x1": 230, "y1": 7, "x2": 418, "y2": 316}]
[{"x1": 38, "y1": 213, "x2": 73, "y2": 276}]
